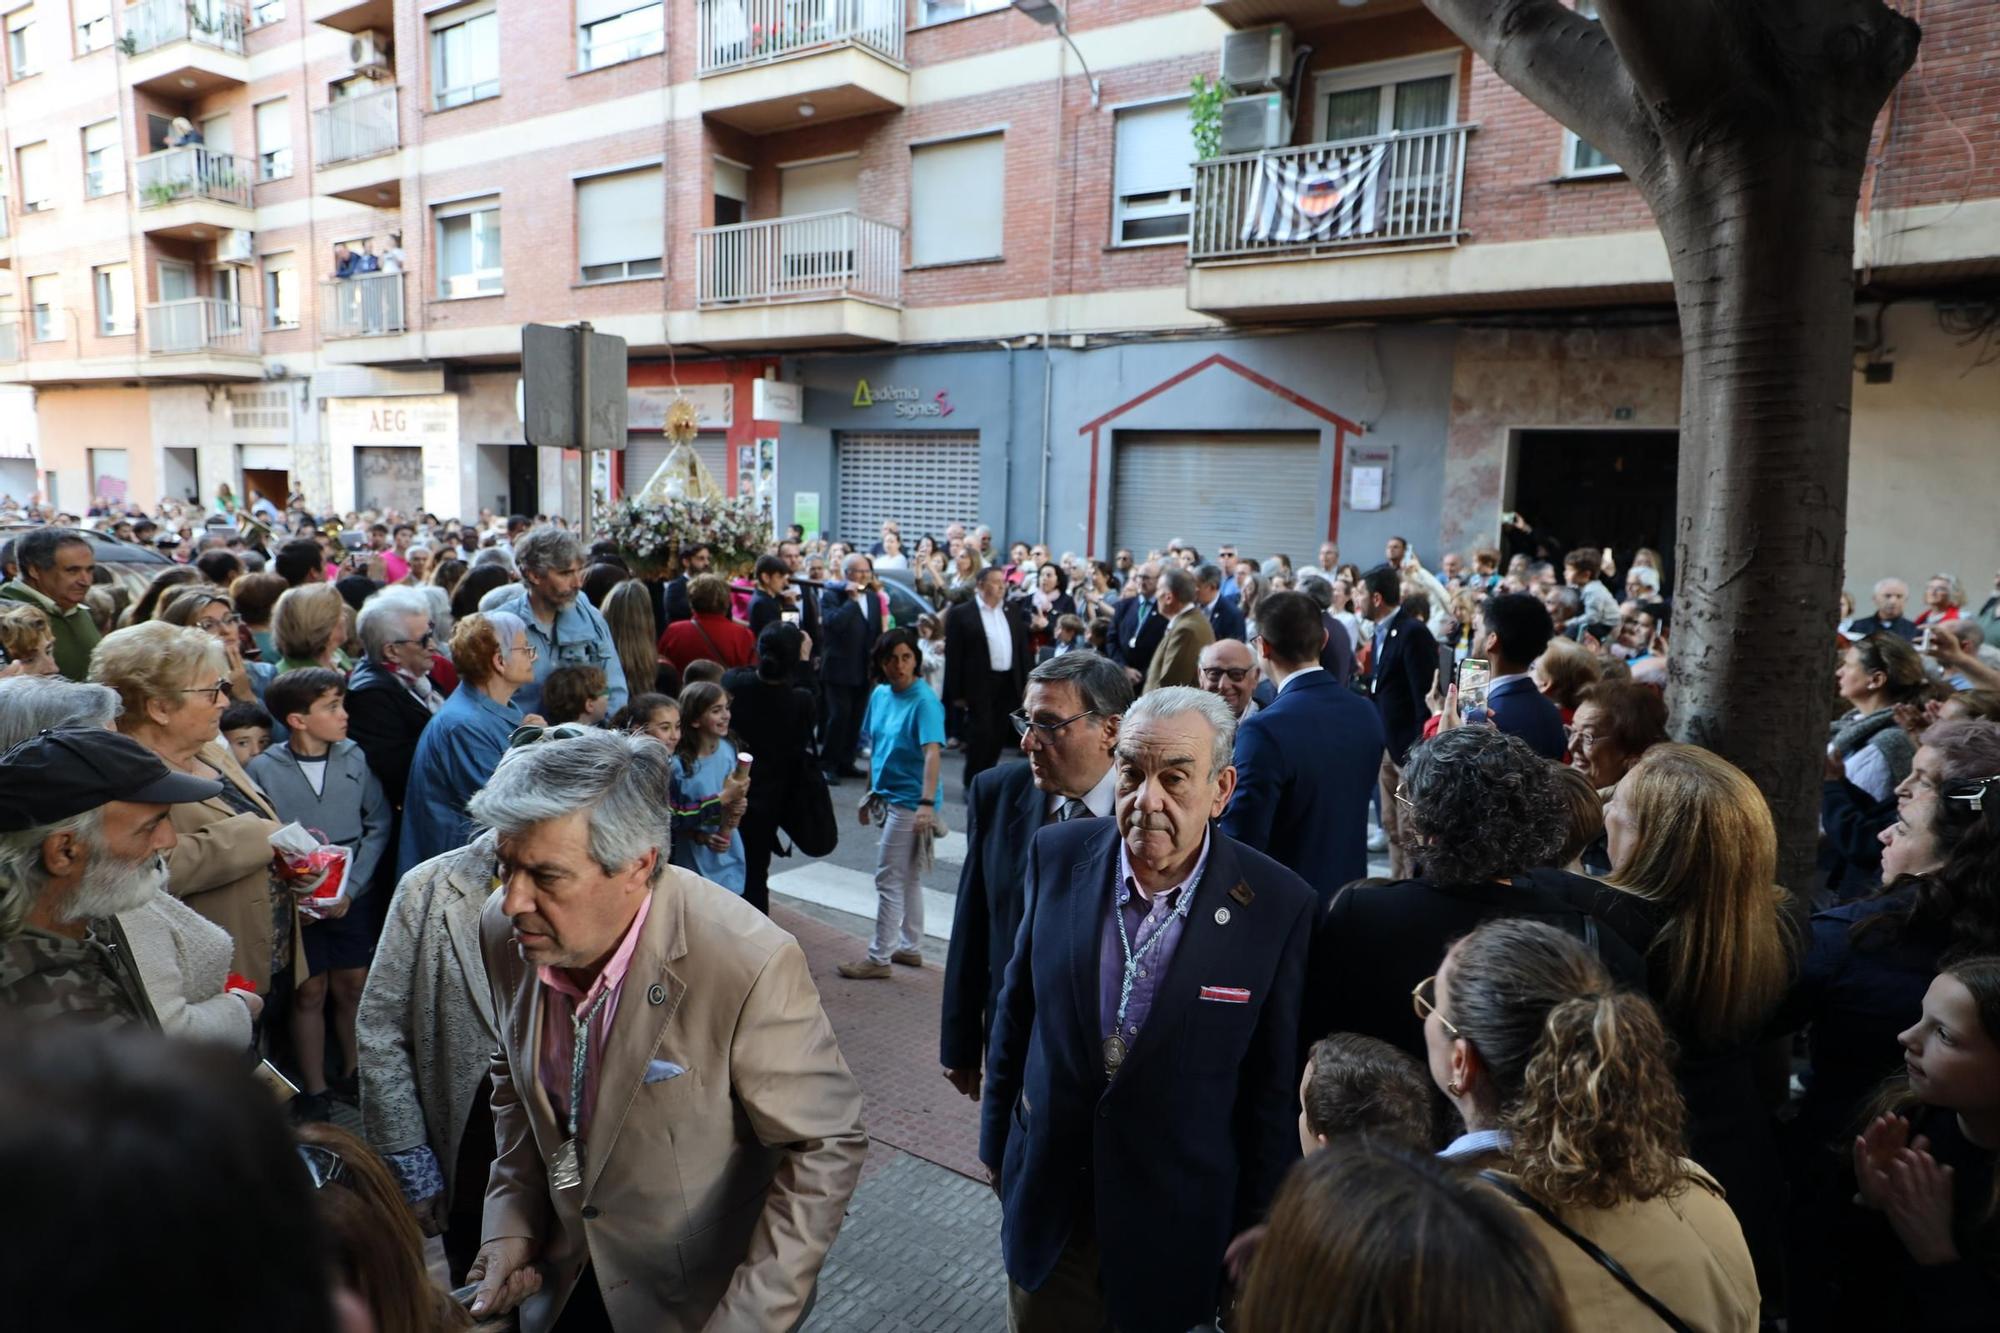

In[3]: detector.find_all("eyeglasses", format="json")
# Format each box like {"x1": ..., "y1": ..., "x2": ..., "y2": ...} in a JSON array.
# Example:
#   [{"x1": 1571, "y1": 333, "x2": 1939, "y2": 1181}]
[
  {"x1": 297, "y1": 1143, "x2": 346, "y2": 1190},
  {"x1": 387, "y1": 630, "x2": 437, "y2": 649},
  {"x1": 180, "y1": 678, "x2": 230, "y2": 703},
  {"x1": 507, "y1": 721, "x2": 594, "y2": 750},
  {"x1": 196, "y1": 614, "x2": 242, "y2": 631},
  {"x1": 1393, "y1": 783, "x2": 1413, "y2": 809},
  {"x1": 1198, "y1": 666, "x2": 1252, "y2": 684},
  {"x1": 511, "y1": 641, "x2": 539, "y2": 660},
  {"x1": 1008, "y1": 707, "x2": 1098, "y2": 739},
  {"x1": 1411, "y1": 975, "x2": 1459, "y2": 1038}
]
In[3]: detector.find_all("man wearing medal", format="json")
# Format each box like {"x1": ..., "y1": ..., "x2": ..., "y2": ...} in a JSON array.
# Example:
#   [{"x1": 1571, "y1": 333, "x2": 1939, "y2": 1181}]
[
  {"x1": 979, "y1": 687, "x2": 1314, "y2": 1332},
  {"x1": 460, "y1": 731, "x2": 867, "y2": 1332}
]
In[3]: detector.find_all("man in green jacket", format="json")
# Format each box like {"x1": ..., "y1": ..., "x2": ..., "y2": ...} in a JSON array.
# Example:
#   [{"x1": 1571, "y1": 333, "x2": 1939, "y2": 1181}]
[{"x1": 0, "y1": 528, "x2": 100, "y2": 680}]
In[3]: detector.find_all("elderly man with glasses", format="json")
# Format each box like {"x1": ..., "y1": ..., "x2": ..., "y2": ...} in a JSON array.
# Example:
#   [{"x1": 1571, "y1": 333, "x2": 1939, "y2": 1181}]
[{"x1": 1197, "y1": 638, "x2": 1266, "y2": 720}]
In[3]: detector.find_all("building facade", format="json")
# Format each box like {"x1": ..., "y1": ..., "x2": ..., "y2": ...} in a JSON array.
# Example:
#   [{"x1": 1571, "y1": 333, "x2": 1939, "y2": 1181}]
[{"x1": 0, "y1": 0, "x2": 1992, "y2": 592}]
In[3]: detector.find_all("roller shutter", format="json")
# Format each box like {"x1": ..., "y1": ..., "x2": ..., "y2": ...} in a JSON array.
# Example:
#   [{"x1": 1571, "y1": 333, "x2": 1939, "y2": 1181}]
[
  {"x1": 1110, "y1": 430, "x2": 1320, "y2": 561},
  {"x1": 834, "y1": 430, "x2": 980, "y2": 547}
]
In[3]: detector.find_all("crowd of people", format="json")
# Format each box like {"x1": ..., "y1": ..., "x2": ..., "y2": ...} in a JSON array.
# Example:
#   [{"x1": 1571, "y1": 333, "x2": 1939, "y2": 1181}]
[{"x1": 3, "y1": 487, "x2": 2000, "y2": 1332}]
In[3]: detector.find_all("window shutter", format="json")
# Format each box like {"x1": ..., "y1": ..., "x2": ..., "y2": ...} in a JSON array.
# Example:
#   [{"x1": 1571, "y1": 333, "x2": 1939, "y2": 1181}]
[
  {"x1": 83, "y1": 120, "x2": 116, "y2": 153},
  {"x1": 713, "y1": 159, "x2": 748, "y2": 203},
  {"x1": 577, "y1": 167, "x2": 663, "y2": 268},
  {"x1": 779, "y1": 157, "x2": 859, "y2": 216},
  {"x1": 910, "y1": 134, "x2": 1003, "y2": 265},
  {"x1": 1111, "y1": 431, "x2": 1322, "y2": 559},
  {"x1": 1114, "y1": 101, "x2": 1194, "y2": 198},
  {"x1": 17, "y1": 142, "x2": 48, "y2": 202},
  {"x1": 256, "y1": 99, "x2": 289, "y2": 151}
]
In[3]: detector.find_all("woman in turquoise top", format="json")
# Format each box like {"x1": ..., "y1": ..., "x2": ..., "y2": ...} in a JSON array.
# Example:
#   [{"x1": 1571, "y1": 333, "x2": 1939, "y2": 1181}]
[
  {"x1": 672, "y1": 680, "x2": 748, "y2": 893},
  {"x1": 397, "y1": 611, "x2": 537, "y2": 878}
]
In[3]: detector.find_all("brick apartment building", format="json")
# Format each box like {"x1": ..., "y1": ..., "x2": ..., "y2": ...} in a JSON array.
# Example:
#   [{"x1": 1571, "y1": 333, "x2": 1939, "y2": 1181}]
[{"x1": 0, "y1": 0, "x2": 1992, "y2": 592}]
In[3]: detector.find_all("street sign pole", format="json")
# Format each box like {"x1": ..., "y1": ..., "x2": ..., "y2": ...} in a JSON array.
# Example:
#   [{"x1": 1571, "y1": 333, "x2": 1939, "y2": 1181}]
[{"x1": 576, "y1": 320, "x2": 593, "y2": 542}]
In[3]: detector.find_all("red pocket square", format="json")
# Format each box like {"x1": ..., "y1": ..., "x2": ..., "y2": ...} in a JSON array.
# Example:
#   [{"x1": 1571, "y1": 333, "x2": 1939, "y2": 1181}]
[{"x1": 1199, "y1": 985, "x2": 1252, "y2": 1004}]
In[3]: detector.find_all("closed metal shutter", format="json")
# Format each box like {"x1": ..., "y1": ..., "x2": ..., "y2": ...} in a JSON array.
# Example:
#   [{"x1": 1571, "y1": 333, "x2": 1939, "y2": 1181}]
[
  {"x1": 354, "y1": 446, "x2": 423, "y2": 513},
  {"x1": 623, "y1": 431, "x2": 728, "y2": 499},
  {"x1": 835, "y1": 430, "x2": 980, "y2": 546},
  {"x1": 1111, "y1": 430, "x2": 1320, "y2": 561}
]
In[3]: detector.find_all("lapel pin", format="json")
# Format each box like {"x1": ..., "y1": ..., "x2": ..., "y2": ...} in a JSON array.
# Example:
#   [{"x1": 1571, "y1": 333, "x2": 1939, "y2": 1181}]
[
  {"x1": 648, "y1": 983, "x2": 666, "y2": 1006},
  {"x1": 1214, "y1": 907, "x2": 1231, "y2": 926}
]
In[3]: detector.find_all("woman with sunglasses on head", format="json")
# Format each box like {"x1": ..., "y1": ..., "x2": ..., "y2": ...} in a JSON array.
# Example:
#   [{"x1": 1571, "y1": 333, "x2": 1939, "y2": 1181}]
[
  {"x1": 1422, "y1": 918, "x2": 1759, "y2": 1331},
  {"x1": 159, "y1": 584, "x2": 278, "y2": 714}
]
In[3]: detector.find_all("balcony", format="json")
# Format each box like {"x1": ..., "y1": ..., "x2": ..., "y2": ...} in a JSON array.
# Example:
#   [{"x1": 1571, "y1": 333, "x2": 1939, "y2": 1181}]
[
  {"x1": 1187, "y1": 124, "x2": 1483, "y2": 319},
  {"x1": 696, "y1": 0, "x2": 908, "y2": 133},
  {"x1": 146, "y1": 299, "x2": 261, "y2": 360},
  {"x1": 691, "y1": 211, "x2": 901, "y2": 347},
  {"x1": 313, "y1": 87, "x2": 403, "y2": 207},
  {"x1": 1204, "y1": 0, "x2": 1430, "y2": 30},
  {"x1": 135, "y1": 147, "x2": 254, "y2": 240},
  {"x1": 319, "y1": 273, "x2": 406, "y2": 340},
  {"x1": 121, "y1": 0, "x2": 250, "y2": 96},
  {"x1": 306, "y1": 0, "x2": 391, "y2": 33}
]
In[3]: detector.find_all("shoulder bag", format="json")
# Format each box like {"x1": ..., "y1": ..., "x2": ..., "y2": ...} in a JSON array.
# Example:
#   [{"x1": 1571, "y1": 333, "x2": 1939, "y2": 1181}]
[{"x1": 1478, "y1": 1171, "x2": 1696, "y2": 1333}]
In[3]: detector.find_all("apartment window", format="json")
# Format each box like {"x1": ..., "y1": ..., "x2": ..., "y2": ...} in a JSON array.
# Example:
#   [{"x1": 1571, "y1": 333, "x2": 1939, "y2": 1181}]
[
  {"x1": 1559, "y1": 2, "x2": 1618, "y2": 176},
  {"x1": 1113, "y1": 99, "x2": 1195, "y2": 245},
  {"x1": 910, "y1": 133, "x2": 1004, "y2": 266},
  {"x1": 918, "y1": 0, "x2": 1008, "y2": 24},
  {"x1": 435, "y1": 195, "x2": 501, "y2": 298},
  {"x1": 82, "y1": 119, "x2": 122, "y2": 198},
  {"x1": 1314, "y1": 53, "x2": 1459, "y2": 142},
  {"x1": 8, "y1": 8, "x2": 40, "y2": 79},
  {"x1": 73, "y1": 0, "x2": 110, "y2": 52},
  {"x1": 27, "y1": 274, "x2": 59, "y2": 341},
  {"x1": 250, "y1": 0, "x2": 283, "y2": 26},
  {"x1": 255, "y1": 98, "x2": 291, "y2": 180},
  {"x1": 93, "y1": 263, "x2": 133, "y2": 335},
  {"x1": 578, "y1": 0, "x2": 661, "y2": 71},
  {"x1": 16, "y1": 141, "x2": 50, "y2": 212},
  {"x1": 262, "y1": 252, "x2": 299, "y2": 328},
  {"x1": 430, "y1": 2, "x2": 498, "y2": 110},
  {"x1": 576, "y1": 166, "x2": 663, "y2": 282}
]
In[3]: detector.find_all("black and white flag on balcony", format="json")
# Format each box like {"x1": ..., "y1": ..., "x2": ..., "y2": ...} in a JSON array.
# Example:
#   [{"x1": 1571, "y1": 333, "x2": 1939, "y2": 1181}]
[{"x1": 1239, "y1": 141, "x2": 1388, "y2": 245}]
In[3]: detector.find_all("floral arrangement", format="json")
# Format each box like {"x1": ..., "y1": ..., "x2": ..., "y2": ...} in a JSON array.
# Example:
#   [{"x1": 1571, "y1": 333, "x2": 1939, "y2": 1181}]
[{"x1": 603, "y1": 492, "x2": 767, "y2": 577}]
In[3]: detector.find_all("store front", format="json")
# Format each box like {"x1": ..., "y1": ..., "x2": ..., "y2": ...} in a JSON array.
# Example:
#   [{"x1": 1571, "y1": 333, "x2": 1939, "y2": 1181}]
[{"x1": 325, "y1": 395, "x2": 461, "y2": 517}]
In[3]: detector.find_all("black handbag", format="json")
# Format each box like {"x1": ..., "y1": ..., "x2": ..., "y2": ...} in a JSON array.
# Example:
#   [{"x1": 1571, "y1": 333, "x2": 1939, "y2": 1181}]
[{"x1": 780, "y1": 699, "x2": 839, "y2": 858}]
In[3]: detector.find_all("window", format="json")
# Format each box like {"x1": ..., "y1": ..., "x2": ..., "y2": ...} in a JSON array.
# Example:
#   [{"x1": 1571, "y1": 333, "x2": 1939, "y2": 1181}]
[
  {"x1": 1559, "y1": 2, "x2": 1618, "y2": 176},
  {"x1": 82, "y1": 119, "x2": 121, "y2": 197},
  {"x1": 1314, "y1": 53, "x2": 1460, "y2": 142},
  {"x1": 918, "y1": 0, "x2": 1007, "y2": 24},
  {"x1": 430, "y1": 2, "x2": 498, "y2": 110},
  {"x1": 93, "y1": 263, "x2": 133, "y2": 335},
  {"x1": 27, "y1": 274, "x2": 59, "y2": 341},
  {"x1": 1113, "y1": 99, "x2": 1195, "y2": 245},
  {"x1": 578, "y1": 0, "x2": 661, "y2": 70},
  {"x1": 201, "y1": 112, "x2": 233, "y2": 155},
  {"x1": 435, "y1": 195, "x2": 501, "y2": 297},
  {"x1": 250, "y1": 0, "x2": 282, "y2": 26},
  {"x1": 910, "y1": 133, "x2": 1004, "y2": 266},
  {"x1": 16, "y1": 141, "x2": 50, "y2": 211},
  {"x1": 576, "y1": 166, "x2": 663, "y2": 282},
  {"x1": 255, "y1": 98, "x2": 291, "y2": 180},
  {"x1": 8, "y1": 8, "x2": 39, "y2": 78},
  {"x1": 262, "y1": 252, "x2": 299, "y2": 328},
  {"x1": 73, "y1": 0, "x2": 110, "y2": 52}
]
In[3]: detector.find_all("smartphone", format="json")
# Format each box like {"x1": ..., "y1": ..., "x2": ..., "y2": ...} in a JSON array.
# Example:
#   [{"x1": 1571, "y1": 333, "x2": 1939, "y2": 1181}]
[
  {"x1": 1457, "y1": 657, "x2": 1492, "y2": 714},
  {"x1": 1920, "y1": 626, "x2": 1935, "y2": 654}
]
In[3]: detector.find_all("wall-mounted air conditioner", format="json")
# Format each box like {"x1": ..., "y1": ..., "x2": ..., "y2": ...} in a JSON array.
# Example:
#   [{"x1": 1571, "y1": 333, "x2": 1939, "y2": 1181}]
[
  {"x1": 348, "y1": 30, "x2": 390, "y2": 78},
  {"x1": 1221, "y1": 25, "x2": 1293, "y2": 94},
  {"x1": 1219, "y1": 92, "x2": 1292, "y2": 155}
]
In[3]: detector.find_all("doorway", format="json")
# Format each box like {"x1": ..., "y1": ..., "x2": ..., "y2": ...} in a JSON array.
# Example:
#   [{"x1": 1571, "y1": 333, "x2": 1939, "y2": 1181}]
[
  {"x1": 506, "y1": 445, "x2": 539, "y2": 516},
  {"x1": 1508, "y1": 429, "x2": 1679, "y2": 585},
  {"x1": 242, "y1": 467, "x2": 289, "y2": 516}
]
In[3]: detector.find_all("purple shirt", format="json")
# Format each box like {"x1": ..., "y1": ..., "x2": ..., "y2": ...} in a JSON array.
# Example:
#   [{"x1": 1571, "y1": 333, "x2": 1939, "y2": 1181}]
[{"x1": 1097, "y1": 829, "x2": 1212, "y2": 1049}]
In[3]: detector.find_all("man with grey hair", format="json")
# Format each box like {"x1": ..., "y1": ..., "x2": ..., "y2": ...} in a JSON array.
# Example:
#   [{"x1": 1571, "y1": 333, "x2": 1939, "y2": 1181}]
[
  {"x1": 1193, "y1": 563, "x2": 1246, "y2": 644},
  {"x1": 0, "y1": 728, "x2": 221, "y2": 1024},
  {"x1": 0, "y1": 527, "x2": 99, "y2": 679},
  {"x1": 942, "y1": 649, "x2": 1132, "y2": 1101},
  {"x1": 486, "y1": 525, "x2": 629, "y2": 716},
  {"x1": 459, "y1": 731, "x2": 866, "y2": 1330},
  {"x1": 1848, "y1": 575, "x2": 1918, "y2": 641},
  {"x1": 980, "y1": 686, "x2": 1313, "y2": 1331},
  {"x1": 1141, "y1": 565, "x2": 1213, "y2": 693},
  {"x1": 818, "y1": 549, "x2": 885, "y2": 782},
  {"x1": 345, "y1": 586, "x2": 442, "y2": 898},
  {"x1": 0, "y1": 674, "x2": 121, "y2": 742}
]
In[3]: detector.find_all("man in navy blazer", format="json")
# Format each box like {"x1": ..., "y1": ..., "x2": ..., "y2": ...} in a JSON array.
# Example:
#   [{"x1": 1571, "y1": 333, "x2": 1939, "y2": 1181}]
[
  {"x1": 1220, "y1": 592, "x2": 1385, "y2": 909},
  {"x1": 1195, "y1": 563, "x2": 1247, "y2": 644},
  {"x1": 1358, "y1": 564, "x2": 1437, "y2": 878},
  {"x1": 979, "y1": 687, "x2": 1313, "y2": 1332},
  {"x1": 1465, "y1": 591, "x2": 1567, "y2": 760},
  {"x1": 940, "y1": 652, "x2": 1131, "y2": 1100}
]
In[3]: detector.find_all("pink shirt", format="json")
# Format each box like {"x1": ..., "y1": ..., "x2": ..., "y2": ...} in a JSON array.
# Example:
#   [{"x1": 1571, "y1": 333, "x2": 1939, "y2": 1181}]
[
  {"x1": 536, "y1": 893, "x2": 653, "y2": 1139},
  {"x1": 383, "y1": 551, "x2": 410, "y2": 583}
]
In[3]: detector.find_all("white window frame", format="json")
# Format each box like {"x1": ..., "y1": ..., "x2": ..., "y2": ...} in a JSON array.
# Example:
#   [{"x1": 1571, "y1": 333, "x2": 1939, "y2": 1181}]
[
  {"x1": 16, "y1": 141, "x2": 51, "y2": 212},
  {"x1": 261, "y1": 251, "x2": 299, "y2": 328},
  {"x1": 1110, "y1": 95, "x2": 1195, "y2": 249},
  {"x1": 74, "y1": 0, "x2": 111, "y2": 53},
  {"x1": 908, "y1": 131, "x2": 1005, "y2": 267},
  {"x1": 254, "y1": 97, "x2": 292, "y2": 181},
  {"x1": 1558, "y1": 1, "x2": 1621, "y2": 178},
  {"x1": 916, "y1": 0, "x2": 1008, "y2": 27},
  {"x1": 1311, "y1": 50, "x2": 1462, "y2": 143},
  {"x1": 82, "y1": 119, "x2": 122, "y2": 198},
  {"x1": 433, "y1": 194, "x2": 502, "y2": 299},
  {"x1": 8, "y1": 9, "x2": 39, "y2": 79},
  {"x1": 577, "y1": 0, "x2": 662, "y2": 72},
  {"x1": 430, "y1": 1, "x2": 499, "y2": 111},
  {"x1": 92, "y1": 262, "x2": 133, "y2": 336}
]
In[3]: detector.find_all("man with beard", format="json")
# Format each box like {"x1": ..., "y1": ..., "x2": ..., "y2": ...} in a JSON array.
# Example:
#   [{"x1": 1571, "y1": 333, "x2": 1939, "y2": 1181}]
[
  {"x1": 488, "y1": 525, "x2": 630, "y2": 716},
  {"x1": 0, "y1": 727, "x2": 221, "y2": 1025}
]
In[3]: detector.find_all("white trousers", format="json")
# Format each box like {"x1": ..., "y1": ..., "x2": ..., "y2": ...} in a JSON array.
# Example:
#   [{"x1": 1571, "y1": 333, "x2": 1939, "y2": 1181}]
[{"x1": 870, "y1": 805, "x2": 926, "y2": 964}]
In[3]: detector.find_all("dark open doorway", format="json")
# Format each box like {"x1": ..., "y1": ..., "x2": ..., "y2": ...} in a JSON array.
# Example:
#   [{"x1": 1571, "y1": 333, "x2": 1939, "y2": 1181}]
[
  {"x1": 507, "y1": 445, "x2": 540, "y2": 517},
  {"x1": 1510, "y1": 429, "x2": 1679, "y2": 586}
]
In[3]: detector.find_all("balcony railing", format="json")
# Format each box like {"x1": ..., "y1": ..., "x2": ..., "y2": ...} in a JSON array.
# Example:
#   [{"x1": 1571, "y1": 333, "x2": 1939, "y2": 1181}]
[
  {"x1": 122, "y1": 0, "x2": 249, "y2": 56},
  {"x1": 314, "y1": 86, "x2": 400, "y2": 168},
  {"x1": 135, "y1": 147, "x2": 254, "y2": 210},
  {"x1": 1190, "y1": 123, "x2": 1475, "y2": 262},
  {"x1": 695, "y1": 211, "x2": 902, "y2": 308},
  {"x1": 145, "y1": 299, "x2": 260, "y2": 356},
  {"x1": 319, "y1": 273, "x2": 406, "y2": 338},
  {"x1": 696, "y1": 0, "x2": 903, "y2": 74}
]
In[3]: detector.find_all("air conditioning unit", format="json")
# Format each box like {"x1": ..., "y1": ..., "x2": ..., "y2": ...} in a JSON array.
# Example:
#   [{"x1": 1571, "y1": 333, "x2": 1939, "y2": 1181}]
[
  {"x1": 347, "y1": 30, "x2": 390, "y2": 77},
  {"x1": 216, "y1": 228, "x2": 255, "y2": 264},
  {"x1": 1219, "y1": 92, "x2": 1292, "y2": 155},
  {"x1": 1221, "y1": 24, "x2": 1293, "y2": 93}
]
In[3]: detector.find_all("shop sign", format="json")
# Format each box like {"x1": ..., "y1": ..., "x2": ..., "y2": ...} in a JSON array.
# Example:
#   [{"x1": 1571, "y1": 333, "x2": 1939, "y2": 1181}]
[
  {"x1": 753, "y1": 378, "x2": 804, "y2": 424},
  {"x1": 629, "y1": 384, "x2": 732, "y2": 431},
  {"x1": 851, "y1": 380, "x2": 955, "y2": 419},
  {"x1": 326, "y1": 395, "x2": 457, "y2": 448}
]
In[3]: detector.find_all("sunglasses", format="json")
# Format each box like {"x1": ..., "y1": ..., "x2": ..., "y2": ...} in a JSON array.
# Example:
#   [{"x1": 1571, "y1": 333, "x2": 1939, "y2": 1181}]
[
  {"x1": 507, "y1": 721, "x2": 594, "y2": 750},
  {"x1": 1411, "y1": 975, "x2": 1459, "y2": 1038},
  {"x1": 1198, "y1": 667, "x2": 1252, "y2": 684}
]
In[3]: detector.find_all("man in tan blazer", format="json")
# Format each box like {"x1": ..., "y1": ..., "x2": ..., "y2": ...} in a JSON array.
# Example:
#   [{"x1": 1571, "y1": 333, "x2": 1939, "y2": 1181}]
[
  {"x1": 462, "y1": 731, "x2": 867, "y2": 1332},
  {"x1": 1141, "y1": 565, "x2": 1215, "y2": 694}
]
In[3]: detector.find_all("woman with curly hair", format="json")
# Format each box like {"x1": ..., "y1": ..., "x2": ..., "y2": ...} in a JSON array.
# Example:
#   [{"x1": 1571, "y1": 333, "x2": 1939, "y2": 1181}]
[
  {"x1": 1425, "y1": 918, "x2": 1759, "y2": 1331},
  {"x1": 1303, "y1": 726, "x2": 1653, "y2": 1063}
]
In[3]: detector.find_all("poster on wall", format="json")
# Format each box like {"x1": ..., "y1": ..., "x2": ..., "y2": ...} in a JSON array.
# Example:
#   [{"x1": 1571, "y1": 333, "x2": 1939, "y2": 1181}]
[
  {"x1": 793, "y1": 491, "x2": 820, "y2": 538},
  {"x1": 757, "y1": 438, "x2": 777, "y2": 533}
]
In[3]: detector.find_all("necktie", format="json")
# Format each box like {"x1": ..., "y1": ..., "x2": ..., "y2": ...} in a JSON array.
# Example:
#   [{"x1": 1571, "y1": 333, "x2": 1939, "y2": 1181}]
[{"x1": 1056, "y1": 798, "x2": 1086, "y2": 822}]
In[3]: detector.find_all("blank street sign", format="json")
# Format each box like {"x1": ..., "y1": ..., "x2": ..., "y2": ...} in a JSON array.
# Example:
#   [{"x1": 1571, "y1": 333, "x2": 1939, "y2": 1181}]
[{"x1": 522, "y1": 323, "x2": 629, "y2": 451}]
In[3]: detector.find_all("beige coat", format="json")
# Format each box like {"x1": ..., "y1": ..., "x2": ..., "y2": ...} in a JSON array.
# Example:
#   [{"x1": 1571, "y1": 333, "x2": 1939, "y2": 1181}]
[
  {"x1": 166, "y1": 741, "x2": 291, "y2": 991},
  {"x1": 481, "y1": 866, "x2": 868, "y2": 1333},
  {"x1": 1143, "y1": 604, "x2": 1215, "y2": 693}
]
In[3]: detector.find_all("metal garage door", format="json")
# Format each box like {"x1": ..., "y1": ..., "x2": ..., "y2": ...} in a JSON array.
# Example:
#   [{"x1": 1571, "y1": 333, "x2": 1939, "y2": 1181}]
[
  {"x1": 623, "y1": 431, "x2": 729, "y2": 499},
  {"x1": 834, "y1": 430, "x2": 980, "y2": 546},
  {"x1": 1111, "y1": 430, "x2": 1320, "y2": 562}
]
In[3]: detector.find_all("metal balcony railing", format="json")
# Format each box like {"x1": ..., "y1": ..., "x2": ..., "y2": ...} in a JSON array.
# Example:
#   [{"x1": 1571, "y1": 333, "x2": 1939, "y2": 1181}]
[
  {"x1": 696, "y1": 0, "x2": 903, "y2": 74},
  {"x1": 318, "y1": 273, "x2": 406, "y2": 338},
  {"x1": 123, "y1": 0, "x2": 249, "y2": 56},
  {"x1": 135, "y1": 147, "x2": 254, "y2": 210},
  {"x1": 313, "y1": 86, "x2": 400, "y2": 168},
  {"x1": 695, "y1": 211, "x2": 902, "y2": 308},
  {"x1": 1189, "y1": 123, "x2": 1475, "y2": 262},
  {"x1": 145, "y1": 299, "x2": 261, "y2": 356}
]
